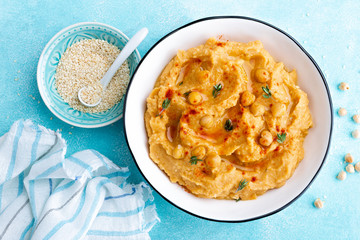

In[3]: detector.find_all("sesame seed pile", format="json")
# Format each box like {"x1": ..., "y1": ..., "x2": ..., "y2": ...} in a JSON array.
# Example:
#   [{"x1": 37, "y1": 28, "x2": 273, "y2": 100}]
[{"x1": 55, "y1": 39, "x2": 130, "y2": 113}]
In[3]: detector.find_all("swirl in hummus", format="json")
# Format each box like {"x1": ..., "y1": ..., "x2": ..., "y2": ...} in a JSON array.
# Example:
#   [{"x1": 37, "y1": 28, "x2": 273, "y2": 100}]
[{"x1": 145, "y1": 38, "x2": 312, "y2": 200}]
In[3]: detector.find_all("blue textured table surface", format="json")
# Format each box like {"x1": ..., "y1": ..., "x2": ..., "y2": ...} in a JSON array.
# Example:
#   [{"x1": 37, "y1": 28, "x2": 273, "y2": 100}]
[{"x1": 1, "y1": 1, "x2": 359, "y2": 239}]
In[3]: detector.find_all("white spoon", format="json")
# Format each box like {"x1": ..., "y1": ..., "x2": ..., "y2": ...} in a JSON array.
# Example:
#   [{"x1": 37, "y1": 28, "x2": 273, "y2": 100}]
[{"x1": 78, "y1": 27, "x2": 148, "y2": 107}]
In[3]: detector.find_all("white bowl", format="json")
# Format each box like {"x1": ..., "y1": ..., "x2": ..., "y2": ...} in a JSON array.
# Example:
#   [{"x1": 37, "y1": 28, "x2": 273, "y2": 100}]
[{"x1": 124, "y1": 16, "x2": 333, "y2": 222}]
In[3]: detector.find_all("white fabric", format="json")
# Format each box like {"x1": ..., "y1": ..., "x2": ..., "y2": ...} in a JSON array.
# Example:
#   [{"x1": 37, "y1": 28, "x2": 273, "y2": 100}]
[{"x1": 0, "y1": 120, "x2": 159, "y2": 240}]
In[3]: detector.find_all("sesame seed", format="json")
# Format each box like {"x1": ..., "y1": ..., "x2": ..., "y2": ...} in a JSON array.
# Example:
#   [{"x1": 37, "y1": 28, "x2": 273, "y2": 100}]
[{"x1": 55, "y1": 39, "x2": 130, "y2": 113}]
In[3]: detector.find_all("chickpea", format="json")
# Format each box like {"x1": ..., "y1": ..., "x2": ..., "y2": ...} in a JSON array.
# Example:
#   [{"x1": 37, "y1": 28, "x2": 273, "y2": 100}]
[
  {"x1": 240, "y1": 91, "x2": 255, "y2": 107},
  {"x1": 353, "y1": 114, "x2": 360, "y2": 123},
  {"x1": 192, "y1": 146, "x2": 206, "y2": 159},
  {"x1": 338, "y1": 82, "x2": 349, "y2": 91},
  {"x1": 254, "y1": 68, "x2": 270, "y2": 83},
  {"x1": 250, "y1": 102, "x2": 265, "y2": 116},
  {"x1": 337, "y1": 170, "x2": 346, "y2": 181},
  {"x1": 338, "y1": 107, "x2": 347, "y2": 116},
  {"x1": 346, "y1": 164, "x2": 355, "y2": 173},
  {"x1": 355, "y1": 162, "x2": 360, "y2": 172},
  {"x1": 188, "y1": 91, "x2": 202, "y2": 105},
  {"x1": 271, "y1": 103, "x2": 286, "y2": 117},
  {"x1": 352, "y1": 129, "x2": 360, "y2": 139},
  {"x1": 205, "y1": 153, "x2": 221, "y2": 169},
  {"x1": 345, "y1": 153, "x2": 353, "y2": 163},
  {"x1": 314, "y1": 198, "x2": 324, "y2": 209},
  {"x1": 173, "y1": 145, "x2": 184, "y2": 159},
  {"x1": 200, "y1": 115, "x2": 214, "y2": 128},
  {"x1": 259, "y1": 130, "x2": 273, "y2": 147}
]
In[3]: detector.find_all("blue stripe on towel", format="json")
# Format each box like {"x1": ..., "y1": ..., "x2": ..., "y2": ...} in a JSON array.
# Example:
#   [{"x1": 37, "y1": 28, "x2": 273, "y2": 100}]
[
  {"x1": 6, "y1": 120, "x2": 24, "y2": 181},
  {"x1": 104, "y1": 187, "x2": 136, "y2": 200},
  {"x1": 30, "y1": 123, "x2": 42, "y2": 164},
  {"x1": 72, "y1": 179, "x2": 112, "y2": 240},
  {"x1": 35, "y1": 162, "x2": 62, "y2": 179},
  {"x1": 90, "y1": 150, "x2": 109, "y2": 168},
  {"x1": 20, "y1": 218, "x2": 34, "y2": 240},
  {"x1": 97, "y1": 200, "x2": 155, "y2": 218},
  {"x1": 49, "y1": 179, "x2": 53, "y2": 195},
  {"x1": 67, "y1": 156, "x2": 92, "y2": 175},
  {"x1": 43, "y1": 182, "x2": 89, "y2": 240},
  {"x1": 53, "y1": 180, "x2": 76, "y2": 194},
  {"x1": 17, "y1": 172, "x2": 24, "y2": 196},
  {"x1": 101, "y1": 171, "x2": 130, "y2": 179}
]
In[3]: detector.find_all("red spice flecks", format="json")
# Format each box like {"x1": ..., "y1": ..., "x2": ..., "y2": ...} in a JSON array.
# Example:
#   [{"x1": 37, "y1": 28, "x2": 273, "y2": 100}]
[
  {"x1": 185, "y1": 151, "x2": 189, "y2": 155},
  {"x1": 276, "y1": 125, "x2": 280, "y2": 132},
  {"x1": 177, "y1": 92, "x2": 181, "y2": 96},
  {"x1": 251, "y1": 177, "x2": 257, "y2": 182},
  {"x1": 270, "y1": 104, "x2": 273, "y2": 107},
  {"x1": 216, "y1": 42, "x2": 226, "y2": 47},
  {"x1": 281, "y1": 129, "x2": 286, "y2": 133},
  {"x1": 260, "y1": 150, "x2": 266, "y2": 155},
  {"x1": 251, "y1": 125, "x2": 255, "y2": 129},
  {"x1": 242, "y1": 171, "x2": 245, "y2": 175},
  {"x1": 175, "y1": 63, "x2": 179, "y2": 67},
  {"x1": 199, "y1": 127, "x2": 204, "y2": 131},
  {"x1": 224, "y1": 136, "x2": 229, "y2": 142},
  {"x1": 165, "y1": 89, "x2": 174, "y2": 99},
  {"x1": 189, "y1": 109, "x2": 198, "y2": 115},
  {"x1": 274, "y1": 146, "x2": 281, "y2": 152}
]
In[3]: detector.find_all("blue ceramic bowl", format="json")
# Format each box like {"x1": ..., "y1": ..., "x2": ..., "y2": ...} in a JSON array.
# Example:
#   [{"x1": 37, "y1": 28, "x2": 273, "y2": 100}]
[{"x1": 37, "y1": 22, "x2": 141, "y2": 128}]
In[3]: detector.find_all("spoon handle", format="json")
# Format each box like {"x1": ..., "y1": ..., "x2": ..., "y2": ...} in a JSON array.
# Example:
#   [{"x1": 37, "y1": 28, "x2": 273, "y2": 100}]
[{"x1": 100, "y1": 27, "x2": 148, "y2": 88}]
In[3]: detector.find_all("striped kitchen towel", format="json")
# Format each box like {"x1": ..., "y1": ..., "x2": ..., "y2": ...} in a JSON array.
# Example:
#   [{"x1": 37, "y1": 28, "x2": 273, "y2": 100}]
[{"x1": 0, "y1": 120, "x2": 159, "y2": 240}]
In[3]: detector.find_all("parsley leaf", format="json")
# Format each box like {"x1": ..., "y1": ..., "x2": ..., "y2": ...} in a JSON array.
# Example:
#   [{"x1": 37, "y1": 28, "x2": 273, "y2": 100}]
[
  {"x1": 276, "y1": 133, "x2": 286, "y2": 144},
  {"x1": 212, "y1": 83, "x2": 223, "y2": 98},
  {"x1": 183, "y1": 91, "x2": 191, "y2": 97},
  {"x1": 237, "y1": 179, "x2": 248, "y2": 192},
  {"x1": 156, "y1": 98, "x2": 171, "y2": 116},
  {"x1": 262, "y1": 85, "x2": 272, "y2": 98},
  {"x1": 224, "y1": 119, "x2": 233, "y2": 131},
  {"x1": 189, "y1": 156, "x2": 203, "y2": 165}
]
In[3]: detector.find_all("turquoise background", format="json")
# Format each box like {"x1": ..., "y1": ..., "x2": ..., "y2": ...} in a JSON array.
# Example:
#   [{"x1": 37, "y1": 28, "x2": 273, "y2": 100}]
[{"x1": 1, "y1": 0, "x2": 359, "y2": 239}]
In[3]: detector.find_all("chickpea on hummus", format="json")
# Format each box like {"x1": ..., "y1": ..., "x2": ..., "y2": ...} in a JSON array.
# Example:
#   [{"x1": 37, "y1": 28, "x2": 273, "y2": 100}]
[{"x1": 145, "y1": 38, "x2": 312, "y2": 200}]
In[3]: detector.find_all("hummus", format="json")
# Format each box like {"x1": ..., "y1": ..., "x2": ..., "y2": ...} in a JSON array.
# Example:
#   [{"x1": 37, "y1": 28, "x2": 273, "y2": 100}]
[{"x1": 145, "y1": 38, "x2": 312, "y2": 200}]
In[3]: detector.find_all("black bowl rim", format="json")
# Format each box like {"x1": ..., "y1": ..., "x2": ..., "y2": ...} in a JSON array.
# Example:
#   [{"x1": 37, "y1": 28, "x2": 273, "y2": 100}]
[{"x1": 123, "y1": 16, "x2": 333, "y2": 223}]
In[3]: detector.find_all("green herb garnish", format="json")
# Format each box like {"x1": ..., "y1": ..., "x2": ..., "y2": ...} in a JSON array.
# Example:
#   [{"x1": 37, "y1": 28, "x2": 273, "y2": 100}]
[
  {"x1": 156, "y1": 98, "x2": 171, "y2": 116},
  {"x1": 179, "y1": 81, "x2": 184, "y2": 86},
  {"x1": 183, "y1": 91, "x2": 191, "y2": 97},
  {"x1": 189, "y1": 156, "x2": 203, "y2": 165},
  {"x1": 224, "y1": 119, "x2": 233, "y2": 131},
  {"x1": 235, "y1": 198, "x2": 242, "y2": 202},
  {"x1": 212, "y1": 83, "x2": 223, "y2": 98},
  {"x1": 237, "y1": 179, "x2": 248, "y2": 192},
  {"x1": 262, "y1": 85, "x2": 272, "y2": 98},
  {"x1": 276, "y1": 133, "x2": 286, "y2": 144}
]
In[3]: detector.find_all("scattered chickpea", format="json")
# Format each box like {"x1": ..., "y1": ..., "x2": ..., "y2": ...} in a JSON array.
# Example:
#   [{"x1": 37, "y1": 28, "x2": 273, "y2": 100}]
[
  {"x1": 250, "y1": 102, "x2": 265, "y2": 116},
  {"x1": 205, "y1": 153, "x2": 221, "y2": 169},
  {"x1": 337, "y1": 170, "x2": 346, "y2": 181},
  {"x1": 271, "y1": 103, "x2": 286, "y2": 117},
  {"x1": 240, "y1": 91, "x2": 255, "y2": 107},
  {"x1": 338, "y1": 82, "x2": 349, "y2": 91},
  {"x1": 188, "y1": 91, "x2": 202, "y2": 105},
  {"x1": 200, "y1": 115, "x2": 214, "y2": 128},
  {"x1": 259, "y1": 130, "x2": 273, "y2": 147},
  {"x1": 254, "y1": 68, "x2": 270, "y2": 83},
  {"x1": 345, "y1": 153, "x2": 353, "y2": 163},
  {"x1": 192, "y1": 146, "x2": 206, "y2": 159},
  {"x1": 353, "y1": 114, "x2": 360, "y2": 123},
  {"x1": 355, "y1": 162, "x2": 360, "y2": 172},
  {"x1": 346, "y1": 164, "x2": 355, "y2": 173},
  {"x1": 173, "y1": 145, "x2": 185, "y2": 159},
  {"x1": 352, "y1": 129, "x2": 360, "y2": 139},
  {"x1": 337, "y1": 107, "x2": 347, "y2": 116},
  {"x1": 314, "y1": 198, "x2": 324, "y2": 209}
]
